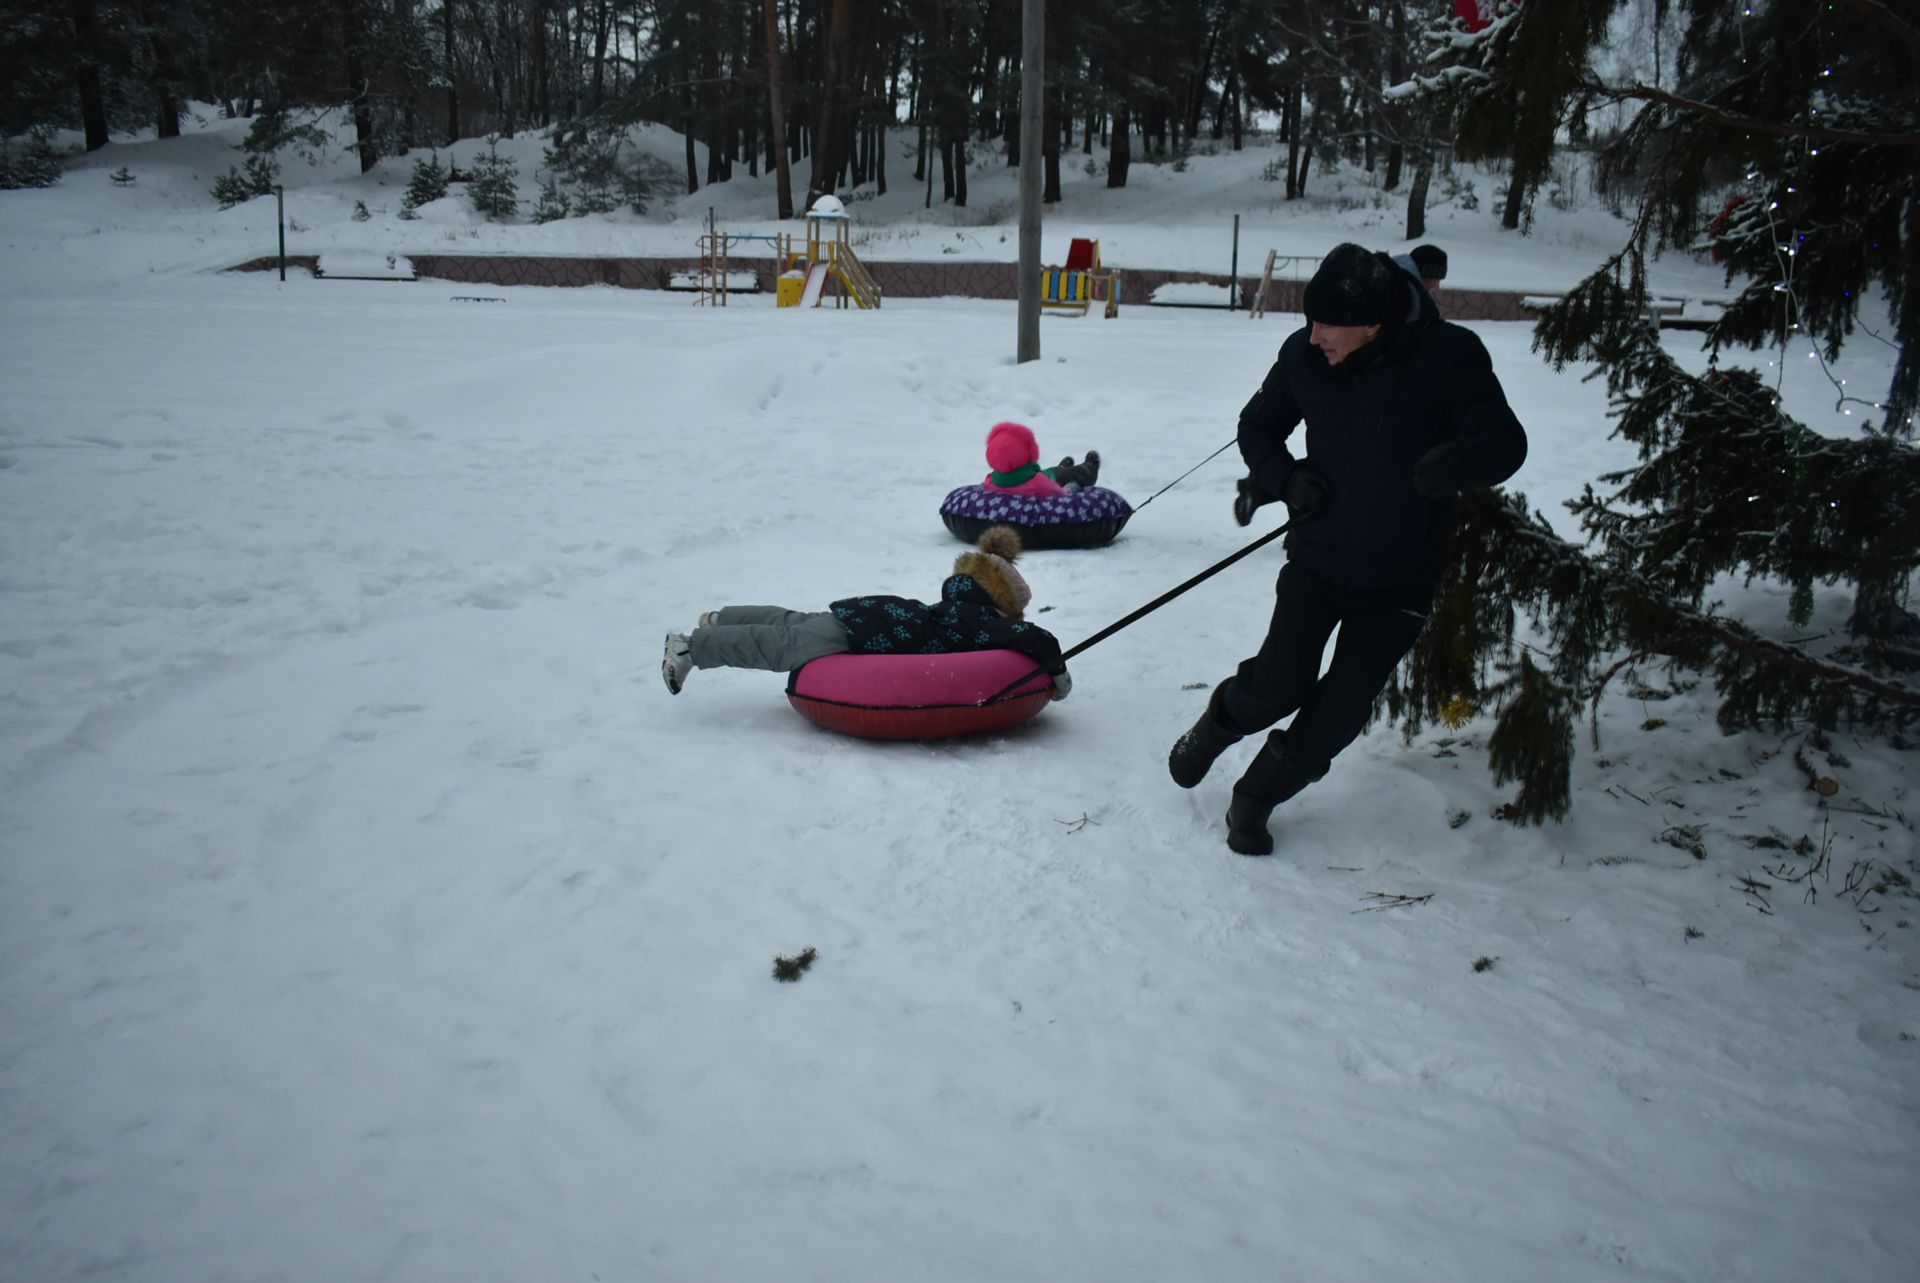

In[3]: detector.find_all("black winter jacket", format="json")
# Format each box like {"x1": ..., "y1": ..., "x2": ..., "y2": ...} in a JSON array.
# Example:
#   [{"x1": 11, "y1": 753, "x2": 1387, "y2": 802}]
[
  {"x1": 1238, "y1": 279, "x2": 1528, "y2": 592},
  {"x1": 829, "y1": 574, "x2": 1066, "y2": 673}
]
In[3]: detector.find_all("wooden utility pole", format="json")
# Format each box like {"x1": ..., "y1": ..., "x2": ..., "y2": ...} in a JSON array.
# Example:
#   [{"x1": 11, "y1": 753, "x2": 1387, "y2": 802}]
[{"x1": 1016, "y1": 0, "x2": 1044, "y2": 363}]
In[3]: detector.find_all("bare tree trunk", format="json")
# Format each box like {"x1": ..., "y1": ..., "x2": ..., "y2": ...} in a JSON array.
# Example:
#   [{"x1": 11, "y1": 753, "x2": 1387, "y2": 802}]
[
  {"x1": 340, "y1": 0, "x2": 378, "y2": 172},
  {"x1": 589, "y1": 0, "x2": 610, "y2": 110},
  {"x1": 807, "y1": 0, "x2": 853, "y2": 207},
  {"x1": 531, "y1": 0, "x2": 549, "y2": 127},
  {"x1": 490, "y1": 0, "x2": 517, "y2": 138},
  {"x1": 1383, "y1": 0, "x2": 1405, "y2": 190},
  {"x1": 1184, "y1": 9, "x2": 1222, "y2": 141},
  {"x1": 763, "y1": 0, "x2": 793, "y2": 216},
  {"x1": 474, "y1": 2, "x2": 508, "y2": 136},
  {"x1": 1042, "y1": 79, "x2": 1060, "y2": 203},
  {"x1": 909, "y1": 40, "x2": 925, "y2": 182},
  {"x1": 67, "y1": 0, "x2": 110, "y2": 151},
  {"x1": 1106, "y1": 101, "x2": 1129, "y2": 188},
  {"x1": 1405, "y1": 147, "x2": 1431, "y2": 239},
  {"x1": 135, "y1": 2, "x2": 182, "y2": 138},
  {"x1": 445, "y1": 0, "x2": 461, "y2": 142},
  {"x1": 979, "y1": 0, "x2": 1001, "y2": 145},
  {"x1": 1211, "y1": 56, "x2": 1233, "y2": 141},
  {"x1": 564, "y1": 2, "x2": 580, "y2": 119},
  {"x1": 1284, "y1": 51, "x2": 1303, "y2": 199},
  {"x1": 703, "y1": 22, "x2": 725, "y2": 185},
  {"x1": 1501, "y1": 165, "x2": 1526, "y2": 229},
  {"x1": 683, "y1": 83, "x2": 699, "y2": 194}
]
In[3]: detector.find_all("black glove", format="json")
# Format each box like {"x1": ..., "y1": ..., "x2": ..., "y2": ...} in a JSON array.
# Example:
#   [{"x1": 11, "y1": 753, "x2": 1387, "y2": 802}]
[
  {"x1": 1233, "y1": 475, "x2": 1276, "y2": 527},
  {"x1": 1282, "y1": 467, "x2": 1330, "y2": 519},
  {"x1": 1413, "y1": 443, "x2": 1466, "y2": 498}
]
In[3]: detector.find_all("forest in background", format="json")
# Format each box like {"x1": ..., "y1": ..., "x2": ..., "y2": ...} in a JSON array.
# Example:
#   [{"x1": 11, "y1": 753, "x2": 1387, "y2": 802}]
[{"x1": 2, "y1": 1, "x2": 1476, "y2": 224}]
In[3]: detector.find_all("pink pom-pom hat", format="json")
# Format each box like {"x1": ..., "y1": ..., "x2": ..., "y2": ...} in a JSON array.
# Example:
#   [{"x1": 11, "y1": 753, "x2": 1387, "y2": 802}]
[{"x1": 985, "y1": 421, "x2": 1041, "y2": 473}]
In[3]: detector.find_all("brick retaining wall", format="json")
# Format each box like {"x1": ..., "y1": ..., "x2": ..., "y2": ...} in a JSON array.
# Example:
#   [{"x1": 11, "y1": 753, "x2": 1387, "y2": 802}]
[{"x1": 228, "y1": 252, "x2": 1540, "y2": 321}]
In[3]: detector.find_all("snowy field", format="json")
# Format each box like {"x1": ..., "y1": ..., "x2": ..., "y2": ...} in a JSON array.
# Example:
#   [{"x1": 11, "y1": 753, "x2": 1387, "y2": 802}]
[
  {"x1": 3, "y1": 273, "x2": 1916, "y2": 1283},
  {"x1": 3, "y1": 110, "x2": 1917, "y2": 1283}
]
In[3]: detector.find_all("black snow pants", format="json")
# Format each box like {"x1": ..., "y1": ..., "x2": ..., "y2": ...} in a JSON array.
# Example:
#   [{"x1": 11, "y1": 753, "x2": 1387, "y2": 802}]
[{"x1": 1219, "y1": 560, "x2": 1433, "y2": 779}]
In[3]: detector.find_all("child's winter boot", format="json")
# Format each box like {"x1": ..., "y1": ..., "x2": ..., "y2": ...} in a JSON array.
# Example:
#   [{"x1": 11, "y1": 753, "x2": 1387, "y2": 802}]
[{"x1": 662, "y1": 632, "x2": 693, "y2": 694}]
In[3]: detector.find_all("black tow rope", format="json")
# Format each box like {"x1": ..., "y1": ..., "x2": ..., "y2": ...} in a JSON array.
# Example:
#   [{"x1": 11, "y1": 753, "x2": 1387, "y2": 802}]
[
  {"x1": 1127, "y1": 437, "x2": 1237, "y2": 512},
  {"x1": 983, "y1": 517, "x2": 1295, "y2": 705}
]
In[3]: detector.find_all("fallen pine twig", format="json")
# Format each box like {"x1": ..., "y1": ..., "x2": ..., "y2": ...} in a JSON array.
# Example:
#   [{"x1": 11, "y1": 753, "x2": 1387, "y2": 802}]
[{"x1": 1353, "y1": 892, "x2": 1435, "y2": 913}]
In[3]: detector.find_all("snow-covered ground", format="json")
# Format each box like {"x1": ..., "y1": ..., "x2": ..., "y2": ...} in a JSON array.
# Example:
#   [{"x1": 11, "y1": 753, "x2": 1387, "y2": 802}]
[{"x1": 2, "y1": 111, "x2": 1916, "y2": 1283}]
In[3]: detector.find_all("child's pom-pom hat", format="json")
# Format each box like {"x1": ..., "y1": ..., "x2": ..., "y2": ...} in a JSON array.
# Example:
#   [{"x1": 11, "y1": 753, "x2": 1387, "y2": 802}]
[
  {"x1": 985, "y1": 421, "x2": 1042, "y2": 474},
  {"x1": 954, "y1": 524, "x2": 1033, "y2": 618}
]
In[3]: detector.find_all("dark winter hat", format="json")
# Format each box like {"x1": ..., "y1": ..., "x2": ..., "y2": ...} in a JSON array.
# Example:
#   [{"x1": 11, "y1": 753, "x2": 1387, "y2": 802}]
[
  {"x1": 1302, "y1": 243, "x2": 1399, "y2": 326},
  {"x1": 954, "y1": 525, "x2": 1032, "y2": 619},
  {"x1": 1408, "y1": 243, "x2": 1449, "y2": 282}
]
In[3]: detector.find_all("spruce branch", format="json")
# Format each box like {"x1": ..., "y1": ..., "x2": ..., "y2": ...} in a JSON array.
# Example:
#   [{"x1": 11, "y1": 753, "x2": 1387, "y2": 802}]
[
  {"x1": 1827, "y1": 0, "x2": 1920, "y2": 55},
  {"x1": 772, "y1": 947, "x2": 818, "y2": 983},
  {"x1": 1574, "y1": 81, "x2": 1920, "y2": 148}
]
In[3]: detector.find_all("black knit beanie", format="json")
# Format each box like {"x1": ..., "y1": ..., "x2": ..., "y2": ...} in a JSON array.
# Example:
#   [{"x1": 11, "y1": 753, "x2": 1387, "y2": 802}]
[
  {"x1": 1301, "y1": 243, "x2": 1399, "y2": 326},
  {"x1": 1408, "y1": 243, "x2": 1449, "y2": 282}
]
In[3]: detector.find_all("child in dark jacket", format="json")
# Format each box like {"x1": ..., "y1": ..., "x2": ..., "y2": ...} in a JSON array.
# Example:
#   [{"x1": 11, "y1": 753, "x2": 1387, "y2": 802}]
[
  {"x1": 662, "y1": 525, "x2": 1072, "y2": 697},
  {"x1": 980, "y1": 421, "x2": 1101, "y2": 496}
]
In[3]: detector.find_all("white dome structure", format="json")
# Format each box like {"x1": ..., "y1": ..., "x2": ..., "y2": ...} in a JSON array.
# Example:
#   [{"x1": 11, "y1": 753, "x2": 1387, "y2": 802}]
[{"x1": 807, "y1": 194, "x2": 849, "y2": 220}]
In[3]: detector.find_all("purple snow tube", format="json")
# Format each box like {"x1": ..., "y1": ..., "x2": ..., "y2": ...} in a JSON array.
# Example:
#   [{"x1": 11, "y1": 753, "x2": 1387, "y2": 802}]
[{"x1": 939, "y1": 484, "x2": 1134, "y2": 549}]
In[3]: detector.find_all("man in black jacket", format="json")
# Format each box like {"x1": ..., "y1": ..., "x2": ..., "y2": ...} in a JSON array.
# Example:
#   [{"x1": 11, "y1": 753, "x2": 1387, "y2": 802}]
[{"x1": 1173, "y1": 243, "x2": 1527, "y2": 855}]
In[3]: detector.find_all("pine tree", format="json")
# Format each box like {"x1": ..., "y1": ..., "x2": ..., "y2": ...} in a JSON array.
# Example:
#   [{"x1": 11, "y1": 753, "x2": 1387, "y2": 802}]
[
  {"x1": 1386, "y1": 0, "x2": 1920, "y2": 823},
  {"x1": 530, "y1": 172, "x2": 569, "y2": 223},
  {"x1": 467, "y1": 135, "x2": 519, "y2": 220},
  {"x1": 209, "y1": 153, "x2": 278, "y2": 208},
  {"x1": 400, "y1": 150, "x2": 448, "y2": 217},
  {"x1": 0, "y1": 131, "x2": 62, "y2": 189}
]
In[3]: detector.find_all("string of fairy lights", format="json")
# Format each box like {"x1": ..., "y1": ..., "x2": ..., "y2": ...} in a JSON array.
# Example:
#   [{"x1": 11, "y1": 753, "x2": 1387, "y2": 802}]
[{"x1": 1737, "y1": 1, "x2": 1909, "y2": 433}]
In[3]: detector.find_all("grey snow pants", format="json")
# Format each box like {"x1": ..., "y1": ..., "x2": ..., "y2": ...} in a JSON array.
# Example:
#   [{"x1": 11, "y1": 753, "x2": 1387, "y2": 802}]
[{"x1": 688, "y1": 605, "x2": 850, "y2": 672}]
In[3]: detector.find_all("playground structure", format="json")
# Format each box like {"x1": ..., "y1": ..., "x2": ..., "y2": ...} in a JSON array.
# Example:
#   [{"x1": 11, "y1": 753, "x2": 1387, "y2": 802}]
[
  {"x1": 1040, "y1": 238, "x2": 1122, "y2": 318},
  {"x1": 1245, "y1": 249, "x2": 1322, "y2": 318},
  {"x1": 777, "y1": 195, "x2": 882, "y2": 310},
  {"x1": 690, "y1": 196, "x2": 880, "y2": 309},
  {"x1": 693, "y1": 210, "x2": 789, "y2": 306}
]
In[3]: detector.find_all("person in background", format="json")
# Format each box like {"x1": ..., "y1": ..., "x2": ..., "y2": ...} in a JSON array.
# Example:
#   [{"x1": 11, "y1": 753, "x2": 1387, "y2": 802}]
[
  {"x1": 1396, "y1": 242, "x2": 1448, "y2": 302},
  {"x1": 1176, "y1": 242, "x2": 1526, "y2": 855}
]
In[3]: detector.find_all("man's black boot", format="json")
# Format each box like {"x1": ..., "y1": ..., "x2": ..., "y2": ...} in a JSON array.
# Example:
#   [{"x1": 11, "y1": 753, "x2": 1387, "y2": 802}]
[
  {"x1": 1225, "y1": 737, "x2": 1322, "y2": 856},
  {"x1": 1225, "y1": 792, "x2": 1279, "y2": 856},
  {"x1": 1169, "y1": 684, "x2": 1244, "y2": 789}
]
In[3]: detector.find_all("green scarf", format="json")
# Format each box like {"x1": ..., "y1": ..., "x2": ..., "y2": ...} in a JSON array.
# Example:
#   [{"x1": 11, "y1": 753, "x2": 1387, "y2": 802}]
[{"x1": 990, "y1": 462, "x2": 1042, "y2": 487}]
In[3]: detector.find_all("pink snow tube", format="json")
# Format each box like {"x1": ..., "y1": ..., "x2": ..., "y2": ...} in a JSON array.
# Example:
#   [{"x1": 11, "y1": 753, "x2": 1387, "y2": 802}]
[{"x1": 785, "y1": 649, "x2": 1054, "y2": 740}]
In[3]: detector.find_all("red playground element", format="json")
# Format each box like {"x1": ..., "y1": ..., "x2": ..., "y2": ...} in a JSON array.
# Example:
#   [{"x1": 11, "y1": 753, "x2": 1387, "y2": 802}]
[
  {"x1": 1042, "y1": 237, "x2": 1123, "y2": 317},
  {"x1": 786, "y1": 649, "x2": 1054, "y2": 740},
  {"x1": 1454, "y1": 0, "x2": 1499, "y2": 32}
]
